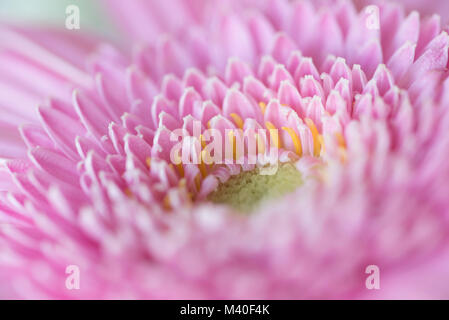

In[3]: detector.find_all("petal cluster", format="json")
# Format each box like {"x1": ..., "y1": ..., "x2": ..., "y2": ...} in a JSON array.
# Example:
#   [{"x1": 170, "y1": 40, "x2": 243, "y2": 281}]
[{"x1": 0, "y1": 0, "x2": 449, "y2": 298}]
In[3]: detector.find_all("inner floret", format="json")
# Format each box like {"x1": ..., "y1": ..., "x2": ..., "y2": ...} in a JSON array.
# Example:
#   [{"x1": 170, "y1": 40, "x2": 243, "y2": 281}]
[
  {"x1": 119, "y1": 53, "x2": 403, "y2": 212},
  {"x1": 207, "y1": 162, "x2": 303, "y2": 212}
]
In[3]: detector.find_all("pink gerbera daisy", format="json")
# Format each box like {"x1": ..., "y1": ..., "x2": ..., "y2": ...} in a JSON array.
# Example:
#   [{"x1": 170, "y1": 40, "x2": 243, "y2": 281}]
[{"x1": 1, "y1": 0, "x2": 449, "y2": 299}]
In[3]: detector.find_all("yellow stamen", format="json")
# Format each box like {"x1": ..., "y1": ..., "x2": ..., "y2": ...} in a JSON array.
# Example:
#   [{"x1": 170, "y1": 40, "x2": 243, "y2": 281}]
[
  {"x1": 207, "y1": 121, "x2": 211, "y2": 129},
  {"x1": 194, "y1": 174, "x2": 202, "y2": 191},
  {"x1": 168, "y1": 163, "x2": 181, "y2": 179},
  {"x1": 335, "y1": 132, "x2": 346, "y2": 148},
  {"x1": 265, "y1": 121, "x2": 281, "y2": 149},
  {"x1": 281, "y1": 127, "x2": 302, "y2": 156},
  {"x1": 145, "y1": 157, "x2": 151, "y2": 168},
  {"x1": 163, "y1": 194, "x2": 172, "y2": 210},
  {"x1": 230, "y1": 113, "x2": 244, "y2": 129},
  {"x1": 199, "y1": 150, "x2": 208, "y2": 178},
  {"x1": 201, "y1": 149, "x2": 213, "y2": 166},
  {"x1": 173, "y1": 150, "x2": 183, "y2": 164},
  {"x1": 305, "y1": 118, "x2": 321, "y2": 157},
  {"x1": 259, "y1": 102, "x2": 267, "y2": 115},
  {"x1": 338, "y1": 146, "x2": 347, "y2": 163},
  {"x1": 124, "y1": 188, "x2": 133, "y2": 198},
  {"x1": 256, "y1": 133, "x2": 266, "y2": 154},
  {"x1": 228, "y1": 130, "x2": 238, "y2": 160},
  {"x1": 176, "y1": 163, "x2": 185, "y2": 177},
  {"x1": 199, "y1": 134, "x2": 207, "y2": 149}
]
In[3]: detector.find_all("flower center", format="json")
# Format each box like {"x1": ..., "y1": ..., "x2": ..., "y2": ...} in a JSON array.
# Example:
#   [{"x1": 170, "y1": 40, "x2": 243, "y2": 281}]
[{"x1": 207, "y1": 163, "x2": 303, "y2": 212}]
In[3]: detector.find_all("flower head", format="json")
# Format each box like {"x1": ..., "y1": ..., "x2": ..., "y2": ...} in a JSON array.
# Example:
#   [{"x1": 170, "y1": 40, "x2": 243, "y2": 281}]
[{"x1": 1, "y1": 0, "x2": 449, "y2": 299}]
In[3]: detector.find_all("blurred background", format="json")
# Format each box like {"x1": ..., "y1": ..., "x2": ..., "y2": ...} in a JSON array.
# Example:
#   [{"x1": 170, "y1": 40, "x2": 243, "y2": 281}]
[
  {"x1": 0, "y1": 0, "x2": 447, "y2": 35},
  {"x1": 0, "y1": 0, "x2": 116, "y2": 37}
]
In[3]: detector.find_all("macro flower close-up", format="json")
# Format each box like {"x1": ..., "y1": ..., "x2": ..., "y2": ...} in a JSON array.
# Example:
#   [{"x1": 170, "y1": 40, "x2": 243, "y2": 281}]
[{"x1": 1, "y1": 0, "x2": 449, "y2": 301}]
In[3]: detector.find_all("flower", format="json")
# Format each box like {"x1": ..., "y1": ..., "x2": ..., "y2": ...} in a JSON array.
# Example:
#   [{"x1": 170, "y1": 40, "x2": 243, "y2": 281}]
[{"x1": 1, "y1": 0, "x2": 449, "y2": 299}]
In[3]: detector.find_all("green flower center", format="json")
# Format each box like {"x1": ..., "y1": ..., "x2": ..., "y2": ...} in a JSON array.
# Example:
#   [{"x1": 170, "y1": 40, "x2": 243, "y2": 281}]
[{"x1": 208, "y1": 163, "x2": 303, "y2": 212}]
